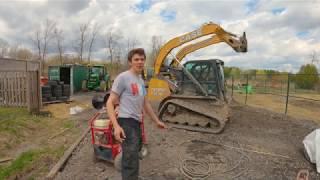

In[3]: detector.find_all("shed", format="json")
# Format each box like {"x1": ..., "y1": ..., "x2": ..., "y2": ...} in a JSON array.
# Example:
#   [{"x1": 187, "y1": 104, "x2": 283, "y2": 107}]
[{"x1": 48, "y1": 64, "x2": 88, "y2": 95}]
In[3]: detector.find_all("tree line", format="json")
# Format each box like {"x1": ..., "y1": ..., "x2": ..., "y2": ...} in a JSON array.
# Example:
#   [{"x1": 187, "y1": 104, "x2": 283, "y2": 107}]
[
  {"x1": 0, "y1": 19, "x2": 163, "y2": 71},
  {"x1": 0, "y1": 18, "x2": 318, "y2": 89},
  {"x1": 225, "y1": 63, "x2": 319, "y2": 90}
]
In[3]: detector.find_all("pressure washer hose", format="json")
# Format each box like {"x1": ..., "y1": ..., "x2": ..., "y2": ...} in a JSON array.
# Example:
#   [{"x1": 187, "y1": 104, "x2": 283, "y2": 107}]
[
  {"x1": 180, "y1": 158, "x2": 211, "y2": 179},
  {"x1": 178, "y1": 139, "x2": 249, "y2": 180}
]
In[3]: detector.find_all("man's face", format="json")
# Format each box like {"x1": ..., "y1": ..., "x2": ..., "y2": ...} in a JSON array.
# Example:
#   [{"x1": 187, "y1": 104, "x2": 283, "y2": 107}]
[{"x1": 130, "y1": 54, "x2": 145, "y2": 73}]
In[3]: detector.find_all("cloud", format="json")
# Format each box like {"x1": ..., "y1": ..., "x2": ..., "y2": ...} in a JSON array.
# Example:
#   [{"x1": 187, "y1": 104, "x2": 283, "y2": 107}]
[
  {"x1": 47, "y1": 0, "x2": 91, "y2": 16},
  {"x1": 0, "y1": 0, "x2": 319, "y2": 72}
]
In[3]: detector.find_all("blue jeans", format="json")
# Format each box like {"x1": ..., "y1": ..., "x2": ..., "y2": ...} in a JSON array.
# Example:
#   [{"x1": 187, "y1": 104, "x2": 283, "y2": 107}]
[{"x1": 118, "y1": 118, "x2": 142, "y2": 180}]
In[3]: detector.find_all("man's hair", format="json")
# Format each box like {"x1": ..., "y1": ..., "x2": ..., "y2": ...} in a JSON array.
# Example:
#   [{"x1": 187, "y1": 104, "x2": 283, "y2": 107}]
[{"x1": 127, "y1": 48, "x2": 146, "y2": 62}]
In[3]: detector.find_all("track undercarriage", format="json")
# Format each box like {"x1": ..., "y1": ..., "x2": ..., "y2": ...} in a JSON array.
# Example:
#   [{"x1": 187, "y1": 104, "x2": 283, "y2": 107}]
[{"x1": 158, "y1": 95, "x2": 230, "y2": 134}]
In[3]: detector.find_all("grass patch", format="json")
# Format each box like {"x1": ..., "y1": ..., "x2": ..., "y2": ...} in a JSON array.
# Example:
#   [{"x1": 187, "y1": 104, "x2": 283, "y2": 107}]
[
  {"x1": 0, "y1": 107, "x2": 50, "y2": 138},
  {"x1": 0, "y1": 106, "x2": 82, "y2": 178},
  {"x1": 0, "y1": 150, "x2": 40, "y2": 179},
  {"x1": 0, "y1": 146, "x2": 67, "y2": 179},
  {"x1": 63, "y1": 120, "x2": 74, "y2": 129}
]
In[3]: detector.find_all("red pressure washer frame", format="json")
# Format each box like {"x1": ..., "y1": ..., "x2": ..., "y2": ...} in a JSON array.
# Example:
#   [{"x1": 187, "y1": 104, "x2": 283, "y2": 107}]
[
  {"x1": 89, "y1": 111, "x2": 146, "y2": 160},
  {"x1": 89, "y1": 111, "x2": 121, "y2": 159}
]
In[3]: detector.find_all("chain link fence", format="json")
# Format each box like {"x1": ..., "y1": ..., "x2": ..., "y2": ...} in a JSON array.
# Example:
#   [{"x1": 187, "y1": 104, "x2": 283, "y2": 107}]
[{"x1": 226, "y1": 74, "x2": 320, "y2": 122}]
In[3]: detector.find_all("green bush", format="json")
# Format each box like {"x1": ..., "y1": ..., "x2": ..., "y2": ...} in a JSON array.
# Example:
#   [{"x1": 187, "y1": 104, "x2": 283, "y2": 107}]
[{"x1": 295, "y1": 64, "x2": 319, "y2": 89}]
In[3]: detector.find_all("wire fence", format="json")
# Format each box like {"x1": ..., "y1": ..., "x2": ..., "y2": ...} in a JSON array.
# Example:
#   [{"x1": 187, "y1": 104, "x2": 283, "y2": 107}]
[{"x1": 226, "y1": 74, "x2": 320, "y2": 122}]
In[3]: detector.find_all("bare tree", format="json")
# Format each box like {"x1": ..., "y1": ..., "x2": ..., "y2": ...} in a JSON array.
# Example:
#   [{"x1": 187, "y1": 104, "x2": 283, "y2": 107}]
[
  {"x1": 8, "y1": 44, "x2": 19, "y2": 59},
  {"x1": 16, "y1": 48, "x2": 33, "y2": 60},
  {"x1": 6, "y1": 44, "x2": 33, "y2": 60},
  {"x1": 74, "y1": 22, "x2": 89, "y2": 62},
  {"x1": 126, "y1": 37, "x2": 139, "y2": 53},
  {"x1": 87, "y1": 23, "x2": 100, "y2": 63},
  {"x1": 105, "y1": 30, "x2": 123, "y2": 64},
  {"x1": 31, "y1": 19, "x2": 56, "y2": 73},
  {"x1": 124, "y1": 37, "x2": 139, "y2": 65},
  {"x1": 310, "y1": 50, "x2": 319, "y2": 64},
  {"x1": 152, "y1": 35, "x2": 162, "y2": 56},
  {"x1": 54, "y1": 27, "x2": 64, "y2": 65},
  {"x1": 0, "y1": 38, "x2": 9, "y2": 58},
  {"x1": 149, "y1": 35, "x2": 163, "y2": 65},
  {"x1": 115, "y1": 46, "x2": 121, "y2": 72},
  {"x1": 106, "y1": 31, "x2": 114, "y2": 63},
  {"x1": 42, "y1": 19, "x2": 56, "y2": 61},
  {"x1": 33, "y1": 30, "x2": 41, "y2": 60},
  {"x1": 115, "y1": 45, "x2": 123, "y2": 62}
]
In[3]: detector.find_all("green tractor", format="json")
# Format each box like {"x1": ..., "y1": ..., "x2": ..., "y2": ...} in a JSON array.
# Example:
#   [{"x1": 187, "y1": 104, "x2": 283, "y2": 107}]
[{"x1": 86, "y1": 65, "x2": 111, "y2": 91}]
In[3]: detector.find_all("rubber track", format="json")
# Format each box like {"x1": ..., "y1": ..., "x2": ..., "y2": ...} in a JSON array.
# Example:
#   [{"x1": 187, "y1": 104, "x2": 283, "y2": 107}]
[{"x1": 158, "y1": 98, "x2": 227, "y2": 134}]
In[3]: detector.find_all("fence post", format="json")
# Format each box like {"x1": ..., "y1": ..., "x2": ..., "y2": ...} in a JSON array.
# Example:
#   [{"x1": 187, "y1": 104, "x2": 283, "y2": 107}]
[
  {"x1": 26, "y1": 72, "x2": 31, "y2": 112},
  {"x1": 264, "y1": 79, "x2": 266, "y2": 93},
  {"x1": 39, "y1": 61, "x2": 42, "y2": 108},
  {"x1": 231, "y1": 75, "x2": 234, "y2": 97},
  {"x1": 285, "y1": 73, "x2": 290, "y2": 115},
  {"x1": 245, "y1": 74, "x2": 248, "y2": 105}
]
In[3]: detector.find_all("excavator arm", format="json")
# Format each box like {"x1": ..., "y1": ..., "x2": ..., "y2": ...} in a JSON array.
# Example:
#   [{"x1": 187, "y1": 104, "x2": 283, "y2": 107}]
[
  {"x1": 153, "y1": 22, "x2": 247, "y2": 75},
  {"x1": 147, "y1": 22, "x2": 249, "y2": 134},
  {"x1": 171, "y1": 32, "x2": 247, "y2": 67}
]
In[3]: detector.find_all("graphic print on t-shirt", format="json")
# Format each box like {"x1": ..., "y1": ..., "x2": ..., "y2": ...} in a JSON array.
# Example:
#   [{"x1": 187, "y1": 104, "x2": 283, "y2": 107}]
[{"x1": 130, "y1": 83, "x2": 146, "y2": 96}]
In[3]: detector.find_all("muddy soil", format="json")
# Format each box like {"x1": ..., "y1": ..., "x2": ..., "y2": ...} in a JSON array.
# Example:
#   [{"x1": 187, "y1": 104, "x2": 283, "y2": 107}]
[{"x1": 55, "y1": 103, "x2": 320, "y2": 180}]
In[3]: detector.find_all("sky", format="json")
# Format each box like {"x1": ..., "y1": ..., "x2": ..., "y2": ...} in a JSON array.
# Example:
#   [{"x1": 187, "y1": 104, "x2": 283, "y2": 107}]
[{"x1": 0, "y1": 0, "x2": 319, "y2": 72}]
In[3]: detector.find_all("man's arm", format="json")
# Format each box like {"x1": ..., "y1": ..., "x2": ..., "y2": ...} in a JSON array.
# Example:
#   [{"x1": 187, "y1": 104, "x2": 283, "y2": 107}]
[
  {"x1": 143, "y1": 98, "x2": 167, "y2": 128},
  {"x1": 107, "y1": 92, "x2": 126, "y2": 142},
  {"x1": 106, "y1": 92, "x2": 120, "y2": 127}
]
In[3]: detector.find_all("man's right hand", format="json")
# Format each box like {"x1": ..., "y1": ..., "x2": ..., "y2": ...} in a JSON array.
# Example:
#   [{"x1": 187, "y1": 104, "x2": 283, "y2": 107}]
[{"x1": 114, "y1": 125, "x2": 126, "y2": 143}]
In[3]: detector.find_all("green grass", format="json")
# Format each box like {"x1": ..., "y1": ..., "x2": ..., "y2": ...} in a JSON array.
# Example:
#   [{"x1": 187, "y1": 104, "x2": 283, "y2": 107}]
[
  {"x1": 0, "y1": 150, "x2": 40, "y2": 179},
  {"x1": 0, "y1": 146, "x2": 66, "y2": 180},
  {"x1": 0, "y1": 107, "x2": 75, "y2": 178},
  {"x1": 63, "y1": 120, "x2": 74, "y2": 129},
  {"x1": 0, "y1": 107, "x2": 49, "y2": 138}
]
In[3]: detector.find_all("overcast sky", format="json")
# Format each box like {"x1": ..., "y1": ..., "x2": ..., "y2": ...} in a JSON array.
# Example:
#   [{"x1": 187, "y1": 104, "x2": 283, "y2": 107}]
[{"x1": 0, "y1": 0, "x2": 319, "y2": 72}]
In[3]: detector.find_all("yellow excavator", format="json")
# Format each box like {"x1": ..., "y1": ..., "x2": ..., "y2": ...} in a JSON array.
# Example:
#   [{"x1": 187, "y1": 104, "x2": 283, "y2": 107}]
[{"x1": 147, "y1": 22, "x2": 248, "y2": 134}]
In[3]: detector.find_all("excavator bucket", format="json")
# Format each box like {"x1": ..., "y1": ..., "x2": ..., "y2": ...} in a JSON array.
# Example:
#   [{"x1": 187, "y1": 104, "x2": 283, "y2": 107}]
[
  {"x1": 239, "y1": 32, "x2": 247, "y2": 52},
  {"x1": 226, "y1": 31, "x2": 247, "y2": 53}
]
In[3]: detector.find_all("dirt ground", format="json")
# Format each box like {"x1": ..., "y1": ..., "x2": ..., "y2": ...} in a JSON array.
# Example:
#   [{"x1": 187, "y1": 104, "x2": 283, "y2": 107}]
[
  {"x1": 55, "y1": 101, "x2": 320, "y2": 180},
  {"x1": 233, "y1": 93, "x2": 320, "y2": 123}
]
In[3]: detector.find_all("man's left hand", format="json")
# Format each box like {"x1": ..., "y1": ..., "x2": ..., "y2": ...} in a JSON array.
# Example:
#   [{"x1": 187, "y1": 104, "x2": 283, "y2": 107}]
[{"x1": 156, "y1": 120, "x2": 168, "y2": 129}]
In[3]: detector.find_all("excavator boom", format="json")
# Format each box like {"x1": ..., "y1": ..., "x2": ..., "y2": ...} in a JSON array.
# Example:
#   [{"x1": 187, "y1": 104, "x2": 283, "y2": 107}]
[
  {"x1": 172, "y1": 32, "x2": 247, "y2": 67},
  {"x1": 153, "y1": 22, "x2": 246, "y2": 75}
]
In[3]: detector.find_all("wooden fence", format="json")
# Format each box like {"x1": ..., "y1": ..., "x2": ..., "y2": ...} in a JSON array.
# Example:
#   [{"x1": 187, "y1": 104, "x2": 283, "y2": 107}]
[{"x1": 0, "y1": 58, "x2": 41, "y2": 112}]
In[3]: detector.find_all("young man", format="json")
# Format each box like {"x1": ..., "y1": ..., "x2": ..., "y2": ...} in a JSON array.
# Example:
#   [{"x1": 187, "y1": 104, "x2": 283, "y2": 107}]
[{"x1": 107, "y1": 48, "x2": 167, "y2": 180}]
